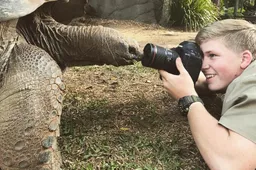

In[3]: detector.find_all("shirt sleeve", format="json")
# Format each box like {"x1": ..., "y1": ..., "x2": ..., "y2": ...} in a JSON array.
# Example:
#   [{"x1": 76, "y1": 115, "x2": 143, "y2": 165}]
[{"x1": 219, "y1": 74, "x2": 256, "y2": 143}]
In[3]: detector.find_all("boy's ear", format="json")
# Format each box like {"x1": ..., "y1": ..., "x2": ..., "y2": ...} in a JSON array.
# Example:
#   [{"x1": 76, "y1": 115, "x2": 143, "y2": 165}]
[{"x1": 241, "y1": 50, "x2": 253, "y2": 69}]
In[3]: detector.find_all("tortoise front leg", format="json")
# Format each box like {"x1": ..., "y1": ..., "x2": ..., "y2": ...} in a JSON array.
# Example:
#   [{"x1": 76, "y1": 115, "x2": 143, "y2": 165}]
[{"x1": 0, "y1": 43, "x2": 65, "y2": 170}]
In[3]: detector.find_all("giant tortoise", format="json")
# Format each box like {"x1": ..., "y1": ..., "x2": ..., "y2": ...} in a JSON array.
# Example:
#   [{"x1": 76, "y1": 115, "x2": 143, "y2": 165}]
[{"x1": 0, "y1": 0, "x2": 140, "y2": 169}]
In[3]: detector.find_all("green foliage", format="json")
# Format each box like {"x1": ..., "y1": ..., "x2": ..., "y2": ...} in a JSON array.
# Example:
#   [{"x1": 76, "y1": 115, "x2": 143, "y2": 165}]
[
  {"x1": 224, "y1": 0, "x2": 237, "y2": 7},
  {"x1": 220, "y1": 6, "x2": 245, "y2": 18},
  {"x1": 170, "y1": 0, "x2": 219, "y2": 31}
]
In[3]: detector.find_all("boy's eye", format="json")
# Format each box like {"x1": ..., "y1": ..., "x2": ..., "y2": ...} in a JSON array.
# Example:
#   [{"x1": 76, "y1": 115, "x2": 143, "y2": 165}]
[{"x1": 209, "y1": 53, "x2": 216, "y2": 58}]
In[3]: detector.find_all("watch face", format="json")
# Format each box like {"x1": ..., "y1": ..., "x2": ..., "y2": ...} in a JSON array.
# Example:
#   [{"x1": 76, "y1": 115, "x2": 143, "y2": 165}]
[{"x1": 178, "y1": 95, "x2": 203, "y2": 115}]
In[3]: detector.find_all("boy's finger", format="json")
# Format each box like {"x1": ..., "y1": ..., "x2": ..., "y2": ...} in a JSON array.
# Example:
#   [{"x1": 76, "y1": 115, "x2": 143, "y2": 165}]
[
  {"x1": 176, "y1": 57, "x2": 187, "y2": 74},
  {"x1": 158, "y1": 70, "x2": 165, "y2": 80},
  {"x1": 158, "y1": 70, "x2": 171, "y2": 81}
]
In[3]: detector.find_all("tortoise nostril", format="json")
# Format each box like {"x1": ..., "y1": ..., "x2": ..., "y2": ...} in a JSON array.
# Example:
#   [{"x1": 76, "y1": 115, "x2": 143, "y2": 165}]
[{"x1": 129, "y1": 46, "x2": 137, "y2": 55}]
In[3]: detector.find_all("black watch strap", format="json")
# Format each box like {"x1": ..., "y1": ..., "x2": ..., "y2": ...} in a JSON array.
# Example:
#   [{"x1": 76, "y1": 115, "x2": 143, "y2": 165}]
[{"x1": 178, "y1": 95, "x2": 204, "y2": 115}]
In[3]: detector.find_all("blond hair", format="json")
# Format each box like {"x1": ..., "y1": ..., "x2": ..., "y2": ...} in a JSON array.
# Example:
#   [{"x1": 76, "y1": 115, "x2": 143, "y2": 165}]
[{"x1": 195, "y1": 19, "x2": 256, "y2": 60}]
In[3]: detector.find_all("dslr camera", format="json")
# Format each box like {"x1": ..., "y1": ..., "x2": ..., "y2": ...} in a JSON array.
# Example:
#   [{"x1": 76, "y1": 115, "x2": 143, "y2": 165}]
[{"x1": 141, "y1": 41, "x2": 203, "y2": 83}]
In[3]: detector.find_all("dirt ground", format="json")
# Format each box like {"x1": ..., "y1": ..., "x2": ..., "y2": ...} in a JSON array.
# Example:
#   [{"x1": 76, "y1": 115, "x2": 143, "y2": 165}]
[{"x1": 60, "y1": 18, "x2": 223, "y2": 169}]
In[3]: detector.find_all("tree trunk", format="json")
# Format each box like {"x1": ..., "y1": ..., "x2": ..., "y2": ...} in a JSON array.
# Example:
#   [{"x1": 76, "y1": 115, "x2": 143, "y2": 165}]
[
  {"x1": 212, "y1": 0, "x2": 220, "y2": 7},
  {"x1": 234, "y1": 0, "x2": 239, "y2": 17},
  {"x1": 159, "y1": 0, "x2": 171, "y2": 26},
  {"x1": 223, "y1": 0, "x2": 228, "y2": 16}
]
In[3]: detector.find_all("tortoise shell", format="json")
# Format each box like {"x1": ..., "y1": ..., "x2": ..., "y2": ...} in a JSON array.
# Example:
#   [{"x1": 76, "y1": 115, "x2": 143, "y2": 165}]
[{"x1": 0, "y1": 0, "x2": 67, "y2": 21}]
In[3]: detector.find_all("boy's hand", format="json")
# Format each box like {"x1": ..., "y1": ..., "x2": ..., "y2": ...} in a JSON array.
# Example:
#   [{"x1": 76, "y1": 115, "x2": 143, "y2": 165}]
[{"x1": 159, "y1": 57, "x2": 198, "y2": 100}]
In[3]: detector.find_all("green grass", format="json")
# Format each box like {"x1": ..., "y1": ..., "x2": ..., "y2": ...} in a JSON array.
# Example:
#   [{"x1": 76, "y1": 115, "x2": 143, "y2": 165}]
[
  {"x1": 60, "y1": 131, "x2": 185, "y2": 169},
  {"x1": 58, "y1": 63, "x2": 220, "y2": 169}
]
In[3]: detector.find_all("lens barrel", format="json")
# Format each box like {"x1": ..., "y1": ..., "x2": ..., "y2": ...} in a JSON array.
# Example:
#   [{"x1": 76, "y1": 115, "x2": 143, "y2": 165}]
[{"x1": 142, "y1": 43, "x2": 180, "y2": 74}]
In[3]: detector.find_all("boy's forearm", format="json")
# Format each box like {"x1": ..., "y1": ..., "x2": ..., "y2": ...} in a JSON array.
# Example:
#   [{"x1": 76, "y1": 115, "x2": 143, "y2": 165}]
[{"x1": 187, "y1": 102, "x2": 239, "y2": 169}]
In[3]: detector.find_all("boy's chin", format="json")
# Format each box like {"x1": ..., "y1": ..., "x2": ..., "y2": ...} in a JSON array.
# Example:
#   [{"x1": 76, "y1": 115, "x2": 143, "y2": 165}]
[{"x1": 209, "y1": 86, "x2": 227, "y2": 94}]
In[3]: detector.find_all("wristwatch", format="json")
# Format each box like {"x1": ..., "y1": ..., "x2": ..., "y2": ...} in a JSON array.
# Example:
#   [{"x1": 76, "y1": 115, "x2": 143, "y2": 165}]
[{"x1": 178, "y1": 95, "x2": 204, "y2": 115}]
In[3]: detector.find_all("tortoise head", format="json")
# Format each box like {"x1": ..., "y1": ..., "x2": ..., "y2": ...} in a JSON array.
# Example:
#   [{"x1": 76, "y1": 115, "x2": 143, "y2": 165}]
[{"x1": 0, "y1": 0, "x2": 69, "y2": 22}]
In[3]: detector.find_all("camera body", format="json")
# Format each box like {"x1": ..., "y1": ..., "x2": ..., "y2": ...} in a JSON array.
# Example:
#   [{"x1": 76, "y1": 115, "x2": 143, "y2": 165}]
[{"x1": 141, "y1": 41, "x2": 203, "y2": 83}]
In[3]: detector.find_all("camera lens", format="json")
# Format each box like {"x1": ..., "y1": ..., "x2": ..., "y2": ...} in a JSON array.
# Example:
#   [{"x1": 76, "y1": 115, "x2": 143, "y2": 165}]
[
  {"x1": 142, "y1": 43, "x2": 156, "y2": 67},
  {"x1": 142, "y1": 43, "x2": 179, "y2": 73}
]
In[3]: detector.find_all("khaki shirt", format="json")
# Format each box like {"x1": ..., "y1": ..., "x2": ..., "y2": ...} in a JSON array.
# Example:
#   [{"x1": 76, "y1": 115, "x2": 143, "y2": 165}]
[{"x1": 219, "y1": 61, "x2": 256, "y2": 143}]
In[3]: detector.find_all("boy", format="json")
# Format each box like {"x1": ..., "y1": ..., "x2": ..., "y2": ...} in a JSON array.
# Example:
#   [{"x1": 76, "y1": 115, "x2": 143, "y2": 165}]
[{"x1": 159, "y1": 19, "x2": 256, "y2": 170}]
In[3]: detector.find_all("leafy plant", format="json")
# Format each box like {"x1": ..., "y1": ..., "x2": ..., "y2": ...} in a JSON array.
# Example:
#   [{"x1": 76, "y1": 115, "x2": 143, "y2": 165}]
[{"x1": 170, "y1": 0, "x2": 219, "y2": 31}]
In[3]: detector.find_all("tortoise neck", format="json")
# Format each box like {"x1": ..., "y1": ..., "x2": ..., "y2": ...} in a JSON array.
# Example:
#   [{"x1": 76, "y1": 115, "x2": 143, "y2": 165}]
[
  {"x1": 0, "y1": 19, "x2": 19, "y2": 85},
  {"x1": 0, "y1": 20, "x2": 19, "y2": 68},
  {"x1": 0, "y1": 19, "x2": 19, "y2": 42}
]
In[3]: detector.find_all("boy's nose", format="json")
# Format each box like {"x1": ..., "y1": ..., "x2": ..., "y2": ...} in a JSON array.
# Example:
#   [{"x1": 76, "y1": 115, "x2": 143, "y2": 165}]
[{"x1": 201, "y1": 58, "x2": 210, "y2": 70}]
